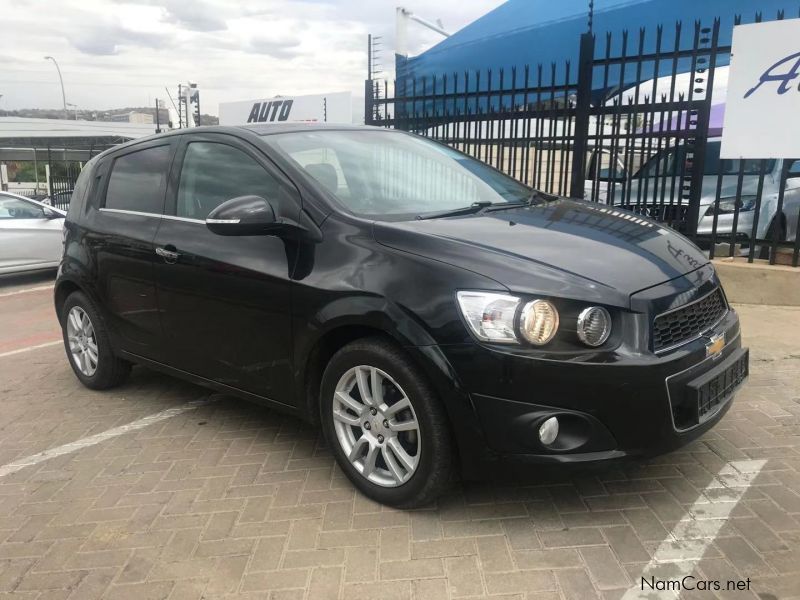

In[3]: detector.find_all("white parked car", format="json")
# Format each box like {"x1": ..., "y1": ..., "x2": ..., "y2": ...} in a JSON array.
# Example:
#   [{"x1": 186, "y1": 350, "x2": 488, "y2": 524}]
[
  {"x1": 585, "y1": 139, "x2": 800, "y2": 245},
  {"x1": 0, "y1": 191, "x2": 67, "y2": 274}
]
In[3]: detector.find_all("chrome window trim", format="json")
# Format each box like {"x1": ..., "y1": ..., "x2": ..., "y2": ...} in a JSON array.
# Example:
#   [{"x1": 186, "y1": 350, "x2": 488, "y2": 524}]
[
  {"x1": 99, "y1": 208, "x2": 205, "y2": 224},
  {"x1": 99, "y1": 207, "x2": 159, "y2": 218},
  {"x1": 653, "y1": 287, "x2": 729, "y2": 355},
  {"x1": 164, "y1": 214, "x2": 205, "y2": 224},
  {"x1": 663, "y1": 329, "x2": 742, "y2": 432}
]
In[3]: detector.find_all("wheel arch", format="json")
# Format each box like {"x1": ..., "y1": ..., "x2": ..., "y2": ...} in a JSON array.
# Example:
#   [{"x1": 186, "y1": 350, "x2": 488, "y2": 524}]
[
  {"x1": 54, "y1": 278, "x2": 83, "y2": 320},
  {"x1": 301, "y1": 324, "x2": 400, "y2": 426},
  {"x1": 299, "y1": 319, "x2": 481, "y2": 482}
]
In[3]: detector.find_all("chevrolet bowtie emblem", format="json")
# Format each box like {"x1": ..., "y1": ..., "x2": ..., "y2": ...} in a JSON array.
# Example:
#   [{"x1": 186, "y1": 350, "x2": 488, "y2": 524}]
[{"x1": 706, "y1": 333, "x2": 725, "y2": 358}]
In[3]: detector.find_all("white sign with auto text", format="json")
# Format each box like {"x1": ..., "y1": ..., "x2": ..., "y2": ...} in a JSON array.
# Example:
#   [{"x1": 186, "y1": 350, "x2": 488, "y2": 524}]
[{"x1": 721, "y1": 19, "x2": 800, "y2": 159}]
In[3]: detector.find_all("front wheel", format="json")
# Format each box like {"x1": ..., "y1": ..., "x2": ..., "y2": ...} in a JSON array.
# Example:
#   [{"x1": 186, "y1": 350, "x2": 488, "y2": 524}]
[
  {"x1": 757, "y1": 216, "x2": 786, "y2": 260},
  {"x1": 320, "y1": 338, "x2": 453, "y2": 508}
]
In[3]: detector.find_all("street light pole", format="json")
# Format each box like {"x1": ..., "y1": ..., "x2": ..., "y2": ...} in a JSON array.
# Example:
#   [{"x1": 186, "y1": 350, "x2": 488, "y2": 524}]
[{"x1": 43, "y1": 56, "x2": 67, "y2": 119}]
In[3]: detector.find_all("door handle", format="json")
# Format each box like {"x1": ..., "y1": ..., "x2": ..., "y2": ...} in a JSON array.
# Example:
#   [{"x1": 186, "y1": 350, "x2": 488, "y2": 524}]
[{"x1": 155, "y1": 246, "x2": 180, "y2": 263}]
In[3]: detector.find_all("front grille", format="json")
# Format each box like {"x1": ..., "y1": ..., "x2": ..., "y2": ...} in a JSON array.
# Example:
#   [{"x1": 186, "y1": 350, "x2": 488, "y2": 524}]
[
  {"x1": 619, "y1": 203, "x2": 690, "y2": 230},
  {"x1": 653, "y1": 288, "x2": 727, "y2": 353}
]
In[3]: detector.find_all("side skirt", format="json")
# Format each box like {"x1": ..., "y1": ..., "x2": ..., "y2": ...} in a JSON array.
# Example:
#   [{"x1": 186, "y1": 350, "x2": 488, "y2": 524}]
[{"x1": 119, "y1": 350, "x2": 306, "y2": 420}]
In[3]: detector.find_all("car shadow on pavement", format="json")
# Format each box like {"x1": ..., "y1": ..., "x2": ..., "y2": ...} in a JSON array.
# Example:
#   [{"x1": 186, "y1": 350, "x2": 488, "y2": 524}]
[{"x1": 0, "y1": 268, "x2": 57, "y2": 290}]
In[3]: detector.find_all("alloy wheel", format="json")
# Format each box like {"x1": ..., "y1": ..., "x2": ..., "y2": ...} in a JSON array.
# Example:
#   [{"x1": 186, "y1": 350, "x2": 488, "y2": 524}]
[
  {"x1": 66, "y1": 306, "x2": 98, "y2": 376},
  {"x1": 332, "y1": 365, "x2": 420, "y2": 487}
]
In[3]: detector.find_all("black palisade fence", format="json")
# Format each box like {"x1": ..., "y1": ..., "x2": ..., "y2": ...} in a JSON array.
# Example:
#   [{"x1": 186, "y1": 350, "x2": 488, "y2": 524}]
[{"x1": 366, "y1": 8, "x2": 800, "y2": 267}]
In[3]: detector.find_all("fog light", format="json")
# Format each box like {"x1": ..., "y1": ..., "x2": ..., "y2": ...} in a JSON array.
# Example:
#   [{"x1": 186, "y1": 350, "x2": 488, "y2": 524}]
[{"x1": 538, "y1": 416, "x2": 559, "y2": 445}]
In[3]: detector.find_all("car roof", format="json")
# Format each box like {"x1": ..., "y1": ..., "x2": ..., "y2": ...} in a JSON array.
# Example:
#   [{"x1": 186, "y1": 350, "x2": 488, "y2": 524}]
[
  {"x1": 236, "y1": 123, "x2": 385, "y2": 136},
  {"x1": 0, "y1": 190, "x2": 38, "y2": 202},
  {"x1": 87, "y1": 123, "x2": 392, "y2": 162}
]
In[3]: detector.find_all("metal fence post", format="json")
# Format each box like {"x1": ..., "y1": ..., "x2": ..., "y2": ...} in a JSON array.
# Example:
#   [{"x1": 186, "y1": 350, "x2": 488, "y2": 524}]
[
  {"x1": 364, "y1": 79, "x2": 375, "y2": 125},
  {"x1": 569, "y1": 32, "x2": 595, "y2": 199},
  {"x1": 684, "y1": 22, "x2": 719, "y2": 239}
]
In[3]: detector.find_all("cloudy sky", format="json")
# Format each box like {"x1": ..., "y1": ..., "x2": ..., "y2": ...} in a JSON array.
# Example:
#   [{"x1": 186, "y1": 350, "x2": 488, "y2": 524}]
[{"x1": 0, "y1": 0, "x2": 505, "y2": 115}]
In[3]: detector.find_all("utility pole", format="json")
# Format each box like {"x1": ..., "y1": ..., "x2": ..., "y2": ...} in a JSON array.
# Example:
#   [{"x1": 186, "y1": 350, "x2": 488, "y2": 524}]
[
  {"x1": 155, "y1": 98, "x2": 162, "y2": 133},
  {"x1": 44, "y1": 56, "x2": 68, "y2": 119}
]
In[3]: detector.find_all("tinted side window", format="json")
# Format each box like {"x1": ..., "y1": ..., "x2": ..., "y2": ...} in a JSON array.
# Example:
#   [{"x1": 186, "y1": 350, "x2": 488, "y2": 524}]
[
  {"x1": 176, "y1": 142, "x2": 296, "y2": 220},
  {"x1": 66, "y1": 165, "x2": 91, "y2": 218},
  {"x1": 638, "y1": 149, "x2": 676, "y2": 178},
  {"x1": 105, "y1": 145, "x2": 171, "y2": 214}
]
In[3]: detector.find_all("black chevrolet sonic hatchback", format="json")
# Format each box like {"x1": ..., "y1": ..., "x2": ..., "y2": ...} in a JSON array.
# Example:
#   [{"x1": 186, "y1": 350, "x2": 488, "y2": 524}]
[{"x1": 56, "y1": 124, "x2": 748, "y2": 507}]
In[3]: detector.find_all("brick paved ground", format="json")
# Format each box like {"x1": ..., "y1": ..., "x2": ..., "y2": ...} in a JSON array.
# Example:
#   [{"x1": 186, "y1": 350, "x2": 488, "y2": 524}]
[{"x1": 0, "y1": 273, "x2": 798, "y2": 599}]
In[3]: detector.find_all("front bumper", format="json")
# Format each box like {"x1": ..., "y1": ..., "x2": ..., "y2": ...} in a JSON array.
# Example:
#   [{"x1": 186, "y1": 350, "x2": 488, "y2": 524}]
[{"x1": 436, "y1": 308, "x2": 746, "y2": 479}]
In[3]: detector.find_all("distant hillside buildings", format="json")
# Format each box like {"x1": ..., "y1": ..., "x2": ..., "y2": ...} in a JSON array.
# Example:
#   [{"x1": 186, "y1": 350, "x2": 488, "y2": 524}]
[{"x1": 108, "y1": 111, "x2": 154, "y2": 124}]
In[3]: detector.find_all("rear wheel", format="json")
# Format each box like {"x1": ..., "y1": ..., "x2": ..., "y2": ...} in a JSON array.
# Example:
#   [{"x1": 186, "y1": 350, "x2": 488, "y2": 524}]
[
  {"x1": 320, "y1": 337, "x2": 453, "y2": 507},
  {"x1": 61, "y1": 291, "x2": 130, "y2": 389}
]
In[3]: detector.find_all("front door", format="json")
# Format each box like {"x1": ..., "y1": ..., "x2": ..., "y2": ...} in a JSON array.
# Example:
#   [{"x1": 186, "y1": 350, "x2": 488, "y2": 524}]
[{"x1": 153, "y1": 133, "x2": 299, "y2": 405}]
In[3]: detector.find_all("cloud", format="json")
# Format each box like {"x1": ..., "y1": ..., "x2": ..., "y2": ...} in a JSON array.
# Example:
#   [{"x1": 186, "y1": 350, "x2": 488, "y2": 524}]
[
  {"x1": 67, "y1": 22, "x2": 170, "y2": 55},
  {"x1": 0, "y1": 0, "x2": 506, "y2": 114},
  {"x1": 161, "y1": 0, "x2": 228, "y2": 32},
  {"x1": 245, "y1": 36, "x2": 303, "y2": 59}
]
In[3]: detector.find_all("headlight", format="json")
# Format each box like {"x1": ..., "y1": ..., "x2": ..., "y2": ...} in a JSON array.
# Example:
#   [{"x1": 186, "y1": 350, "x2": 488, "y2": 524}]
[
  {"x1": 577, "y1": 306, "x2": 612, "y2": 347},
  {"x1": 519, "y1": 299, "x2": 559, "y2": 345},
  {"x1": 712, "y1": 195, "x2": 756, "y2": 215},
  {"x1": 456, "y1": 291, "x2": 520, "y2": 343}
]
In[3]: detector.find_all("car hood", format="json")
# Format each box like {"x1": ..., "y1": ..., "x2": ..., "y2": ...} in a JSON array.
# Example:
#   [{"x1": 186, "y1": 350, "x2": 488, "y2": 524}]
[
  {"x1": 373, "y1": 199, "x2": 709, "y2": 308},
  {"x1": 606, "y1": 175, "x2": 770, "y2": 207}
]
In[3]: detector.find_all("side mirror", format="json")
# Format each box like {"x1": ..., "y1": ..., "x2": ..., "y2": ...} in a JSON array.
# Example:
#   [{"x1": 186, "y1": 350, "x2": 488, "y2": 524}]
[
  {"x1": 785, "y1": 176, "x2": 800, "y2": 191},
  {"x1": 597, "y1": 168, "x2": 627, "y2": 183},
  {"x1": 206, "y1": 195, "x2": 283, "y2": 236},
  {"x1": 43, "y1": 207, "x2": 61, "y2": 219}
]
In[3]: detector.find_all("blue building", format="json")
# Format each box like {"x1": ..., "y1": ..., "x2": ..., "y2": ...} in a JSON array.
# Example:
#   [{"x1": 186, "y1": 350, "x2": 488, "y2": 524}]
[{"x1": 398, "y1": 0, "x2": 796, "y2": 91}]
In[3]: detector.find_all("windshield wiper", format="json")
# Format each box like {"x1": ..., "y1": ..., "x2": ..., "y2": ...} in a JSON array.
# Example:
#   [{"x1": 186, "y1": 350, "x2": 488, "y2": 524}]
[
  {"x1": 416, "y1": 190, "x2": 559, "y2": 220},
  {"x1": 415, "y1": 200, "x2": 493, "y2": 220},
  {"x1": 484, "y1": 189, "x2": 559, "y2": 212}
]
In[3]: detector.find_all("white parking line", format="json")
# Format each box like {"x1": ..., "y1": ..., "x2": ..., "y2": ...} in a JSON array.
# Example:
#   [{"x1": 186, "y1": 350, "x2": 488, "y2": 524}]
[
  {"x1": 0, "y1": 340, "x2": 62, "y2": 358},
  {"x1": 0, "y1": 284, "x2": 54, "y2": 298},
  {"x1": 0, "y1": 398, "x2": 214, "y2": 479},
  {"x1": 621, "y1": 459, "x2": 767, "y2": 599}
]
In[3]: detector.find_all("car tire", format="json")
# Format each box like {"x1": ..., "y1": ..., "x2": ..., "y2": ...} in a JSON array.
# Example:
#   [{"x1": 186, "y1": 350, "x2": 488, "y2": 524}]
[
  {"x1": 320, "y1": 337, "x2": 453, "y2": 508},
  {"x1": 758, "y1": 217, "x2": 786, "y2": 260},
  {"x1": 60, "y1": 290, "x2": 130, "y2": 390}
]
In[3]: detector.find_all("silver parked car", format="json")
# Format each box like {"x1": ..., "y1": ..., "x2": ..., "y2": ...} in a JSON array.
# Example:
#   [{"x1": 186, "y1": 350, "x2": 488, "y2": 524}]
[
  {"x1": 586, "y1": 139, "x2": 800, "y2": 243},
  {"x1": 0, "y1": 191, "x2": 66, "y2": 274}
]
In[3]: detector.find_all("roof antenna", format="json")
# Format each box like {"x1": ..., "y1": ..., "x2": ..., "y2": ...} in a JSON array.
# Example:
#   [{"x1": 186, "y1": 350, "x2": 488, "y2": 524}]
[{"x1": 588, "y1": 0, "x2": 594, "y2": 33}]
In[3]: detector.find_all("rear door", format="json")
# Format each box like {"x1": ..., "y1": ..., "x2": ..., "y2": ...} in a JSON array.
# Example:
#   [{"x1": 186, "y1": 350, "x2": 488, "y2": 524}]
[
  {"x1": 152, "y1": 132, "x2": 299, "y2": 405},
  {"x1": 85, "y1": 139, "x2": 177, "y2": 359}
]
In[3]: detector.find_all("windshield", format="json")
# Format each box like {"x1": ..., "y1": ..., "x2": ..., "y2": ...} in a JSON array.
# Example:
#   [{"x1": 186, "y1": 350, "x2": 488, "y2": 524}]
[
  {"x1": 264, "y1": 130, "x2": 531, "y2": 219},
  {"x1": 702, "y1": 141, "x2": 776, "y2": 176},
  {"x1": 636, "y1": 141, "x2": 777, "y2": 179}
]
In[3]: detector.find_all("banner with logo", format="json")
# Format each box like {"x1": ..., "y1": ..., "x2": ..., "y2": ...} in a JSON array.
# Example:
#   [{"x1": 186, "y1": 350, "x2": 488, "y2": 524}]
[
  {"x1": 219, "y1": 92, "x2": 352, "y2": 126},
  {"x1": 721, "y1": 19, "x2": 800, "y2": 158}
]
